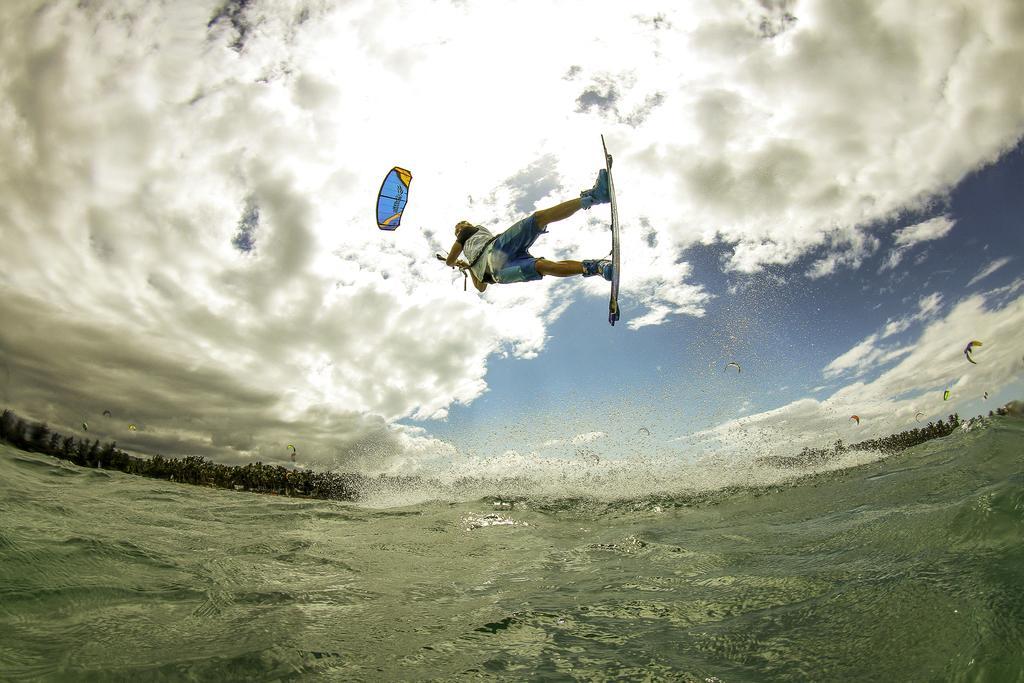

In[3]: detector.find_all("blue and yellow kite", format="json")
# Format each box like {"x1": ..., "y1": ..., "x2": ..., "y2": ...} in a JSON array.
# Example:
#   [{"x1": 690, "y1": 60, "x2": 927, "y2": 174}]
[{"x1": 376, "y1": 166, "x2": 412, "y2": 231}]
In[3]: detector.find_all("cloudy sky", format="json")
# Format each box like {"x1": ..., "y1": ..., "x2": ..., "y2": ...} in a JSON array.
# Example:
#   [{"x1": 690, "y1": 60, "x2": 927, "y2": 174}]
[{"x1": 1, "y1": 0, "x2": 1022, "y2": 481}]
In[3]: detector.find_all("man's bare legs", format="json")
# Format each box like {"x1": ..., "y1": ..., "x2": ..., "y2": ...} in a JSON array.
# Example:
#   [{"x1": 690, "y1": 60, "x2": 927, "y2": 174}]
[
  {"x1": 531, "y1": 197, "x2": 607, "y2": 279},
  {"x1": 532, "y1": 199, "x2": 586, "y2": 276},
  {"x1": 536, "y1": 258, "x2": 583, "y2": 277}
]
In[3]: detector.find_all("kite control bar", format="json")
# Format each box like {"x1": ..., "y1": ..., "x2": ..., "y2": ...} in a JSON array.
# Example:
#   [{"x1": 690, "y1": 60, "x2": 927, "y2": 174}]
[{"x1": 436, "y1": 253, "x2": 469, "y2": 291}]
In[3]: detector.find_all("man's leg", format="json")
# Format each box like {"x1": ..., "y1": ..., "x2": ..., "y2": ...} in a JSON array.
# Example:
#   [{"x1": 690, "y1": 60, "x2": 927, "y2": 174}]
[
  {"x1": 535, "y1": 258, "x2": 583, "y2": 277},
  {"x1": 534, "y1": 258, "x2": 612, "y2": 280},
  {"x1": 533, "y1": 169, "x2": 610, "y2": 229},
  {"x1": 533, "y1": 198, "x2": 583, "y2": 230}
]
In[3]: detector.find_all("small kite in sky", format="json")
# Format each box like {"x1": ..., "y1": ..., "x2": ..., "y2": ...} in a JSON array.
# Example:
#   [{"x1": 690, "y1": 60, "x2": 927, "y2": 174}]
[
  {"x1": 963, "y1": 340, "x2": 982, "y2": 364},
  {"x1": 726, "y1": 362, "x2": 741, "y2": 373},
  {"x1": 128, "y1": 424, "x2": 137, "y2": 431},
  {"x1": 850, "y1": 415, "x2": 860, "y2": 425},
  {"x1": 915, "y1": 412, "x2": 925, "y2": 421},
  {"x1": 376, "y1": 167, "x2": 412, "y2": 231},
  {"x1": 943, "y1": 389, "x2": 951, "y2": 401},
  {"x1": 102, "y1": 410, "x2": 112, "y2": 417}
]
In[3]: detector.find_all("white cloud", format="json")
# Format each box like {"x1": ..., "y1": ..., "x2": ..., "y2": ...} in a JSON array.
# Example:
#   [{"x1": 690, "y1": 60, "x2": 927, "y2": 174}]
[
  {"x1": 631, "y1": 1, "x2": 1024, "y2": 275},
  {"x1": 825, "y1": 292, "x2": 944, "y2": 377},
  {"x1": 687, "y1": 289, "x2": 1024, "y2": 459},
  {"x1": 727, "y1": 239, "x2": 809, "y2": 275},
  {"x1": 880, "y1": 292, "x2": 943, "y2": 338},
  {"x1": 984, "y1": 277, "x2": 1024, "y2": 300},
  {"x1": 893, "y1": 216, "x2": 956, "y2": 247},
  {"x1": 967, "y1": 257, "x2": 1013, "y2": 287},
  {"x1": 626, "y1": 257, "x2": 711, "y2": 328},
  {"x1": 880, "y1": 216, "x2": 956, "y2": 270},
  {"x1": 824, "y1": 334, "x2": 880, "y2": 378},
  {"x1": 806, "y1": 229, "x2": 880, "y2": 279},
  {"x1": 823, "y1": 334, "x2": 913, "y2": 379}
]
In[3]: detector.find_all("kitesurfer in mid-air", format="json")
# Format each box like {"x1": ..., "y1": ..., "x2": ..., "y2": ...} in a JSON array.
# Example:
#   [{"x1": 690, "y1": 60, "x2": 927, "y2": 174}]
[{"x1": 444, "y1": 170, "x2": 613, "y2": 293}]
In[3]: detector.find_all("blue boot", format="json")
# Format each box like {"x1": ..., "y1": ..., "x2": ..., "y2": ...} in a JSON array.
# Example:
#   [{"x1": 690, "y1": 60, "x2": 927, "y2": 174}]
[
  {"x1": 581, "y1": 258, "x2": 614, "y2": 281},
  {"x1": 580, "y1": 169, "x2": 610, "y2": 208}
]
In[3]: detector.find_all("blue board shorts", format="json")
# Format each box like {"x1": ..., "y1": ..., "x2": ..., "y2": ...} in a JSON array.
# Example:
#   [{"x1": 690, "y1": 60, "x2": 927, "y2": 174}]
[{"x1": 488, "y1": 214, "x2": 546, "y2": 284}]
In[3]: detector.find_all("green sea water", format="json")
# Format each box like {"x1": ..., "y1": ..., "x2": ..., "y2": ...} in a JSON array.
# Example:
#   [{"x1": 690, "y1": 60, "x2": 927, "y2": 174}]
[{"x1": 1, "y1": 417, "x2": 1023, "y2": 682}]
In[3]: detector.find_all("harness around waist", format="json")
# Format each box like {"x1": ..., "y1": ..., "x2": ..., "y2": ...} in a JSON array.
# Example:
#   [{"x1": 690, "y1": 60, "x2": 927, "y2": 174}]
[{"x1": 466, "y1": 234, "x2": 499, "y2": 268}]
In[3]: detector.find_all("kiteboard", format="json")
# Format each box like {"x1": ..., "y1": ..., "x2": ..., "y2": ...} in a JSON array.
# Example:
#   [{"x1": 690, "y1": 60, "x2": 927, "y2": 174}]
[{"x1": 602, "y1": 135, "x2": 620, "y2": 326}]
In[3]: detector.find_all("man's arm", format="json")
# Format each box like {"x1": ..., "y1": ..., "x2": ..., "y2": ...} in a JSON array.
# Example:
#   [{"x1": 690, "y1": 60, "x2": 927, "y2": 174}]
[
  {"x1": 446, "y1": 242, "x2": 463, "y2": 267},
  {"x1": 444, "y1": 241, "x2": 486, "y2": 291}
]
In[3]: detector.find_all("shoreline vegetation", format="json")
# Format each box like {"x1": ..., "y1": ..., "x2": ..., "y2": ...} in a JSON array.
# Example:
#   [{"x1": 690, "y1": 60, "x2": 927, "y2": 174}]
[{"x1": 0, "y1": 406, "x2": 1018, "y2": 502}]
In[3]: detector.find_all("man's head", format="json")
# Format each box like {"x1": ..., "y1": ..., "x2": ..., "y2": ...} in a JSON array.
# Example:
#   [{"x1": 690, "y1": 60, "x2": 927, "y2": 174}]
[{"x1": 454, "y1": 220, "x2": 474, "y2": 238}]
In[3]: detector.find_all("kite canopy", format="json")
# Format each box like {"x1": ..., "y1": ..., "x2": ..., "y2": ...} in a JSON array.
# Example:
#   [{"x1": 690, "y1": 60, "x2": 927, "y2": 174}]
[
  {"x1": 850, "y1": 415, "x2": 860, "y2": 425},
  {"x1": 915, "y1": 412, "x2": 925, "y2": 421},
  {"x1": 943, "y1": 389, "x2": 951, "y2": 401},
  {"x1": 726, "y1": 362, "x2": 741, "y2": 373},
  {"x1": 964, "y1": 340, "x2": 982, "y2": 364},
  {"x1": 376, "y1": 166, "x2": 412, "y2": 231}
]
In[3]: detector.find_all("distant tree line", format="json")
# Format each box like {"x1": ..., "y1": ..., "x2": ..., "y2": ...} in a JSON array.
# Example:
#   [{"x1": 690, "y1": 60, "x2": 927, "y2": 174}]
[
  {"x1": 0, "y1": 409, "x2": 362, "y2": 500},
  {"x1": 756, "y1": 413, "x2": 972, "y2": 468},
  {"x1": 0, "y1": 406, "x2": 1012, "y2": 498}
]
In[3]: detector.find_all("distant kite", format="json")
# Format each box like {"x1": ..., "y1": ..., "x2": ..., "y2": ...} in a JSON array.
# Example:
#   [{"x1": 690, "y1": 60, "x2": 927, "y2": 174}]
[
  {"x1": 850, "y1": 415, "x2": 860, "y2": 425},
  {"x1": 638, "y1": 427, "x2": 650, "y2": 436},
  {"x1": 943, "y1": 389, "x2": 951, "y2": 401},
  {"x1": 376, "y1": 167, "x2": 412, "y2": 231},
  {"x1": 81, "y1": 421, "x2": 88, "y2": 431},
  {"x1": 915, "y1": 412, "x2": 925, "y2": 421},
  {"x1": 128, "y1": 424, "x2": 137, "y2": 431},
  {"x1": 726, "y1": 362, "x2": 741, "y2": 373},
  {"x1": 964, "y1": 340, "x2": 982, "y2": 364},
  {"x1": 102, "y1": 410, "x2": 112, "y2": 417},
  {"x1": 287, "y1": 444, "x2": 297, "y2": 462}
]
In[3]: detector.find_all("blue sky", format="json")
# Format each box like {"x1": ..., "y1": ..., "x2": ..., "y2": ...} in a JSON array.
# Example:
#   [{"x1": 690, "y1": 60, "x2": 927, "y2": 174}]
[{"x1": 0, "y1": 0, "x2": 1022, "y2": 477}]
